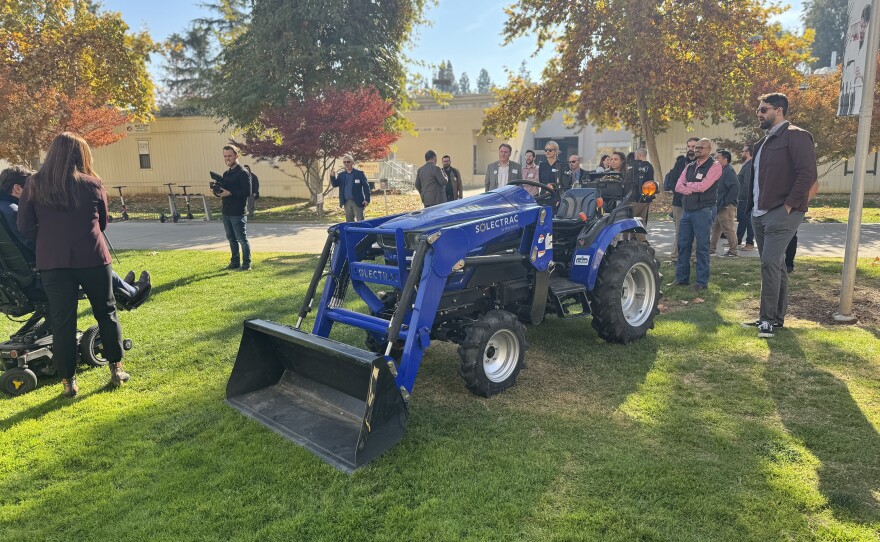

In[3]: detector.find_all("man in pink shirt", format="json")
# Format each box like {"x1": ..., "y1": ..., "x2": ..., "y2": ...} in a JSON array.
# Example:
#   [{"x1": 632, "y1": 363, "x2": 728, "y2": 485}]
[{"x1": 673, "y1": 138, "x2": 722, "y2": 291}]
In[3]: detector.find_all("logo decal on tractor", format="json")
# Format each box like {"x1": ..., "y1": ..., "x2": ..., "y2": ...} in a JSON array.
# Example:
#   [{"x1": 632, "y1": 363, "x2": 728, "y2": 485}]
[
  {"x1": 474, "y1": 215, "x2": 519, "y2": 234},
  {"x1": 355, "y1": 268, "x2": 399, "y2": 282},
  {"x1": 574, "y1": 254, "x2": 590, "y2": 266}
]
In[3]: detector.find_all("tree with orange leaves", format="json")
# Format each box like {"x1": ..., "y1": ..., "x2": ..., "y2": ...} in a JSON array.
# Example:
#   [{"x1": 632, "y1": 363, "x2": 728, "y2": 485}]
[
  {"x1": 0, "y1": 0, "x2": 154, "y2": 164},
  {"x1": 482, "y1": 0, "x2": 812, "y2": 177}
]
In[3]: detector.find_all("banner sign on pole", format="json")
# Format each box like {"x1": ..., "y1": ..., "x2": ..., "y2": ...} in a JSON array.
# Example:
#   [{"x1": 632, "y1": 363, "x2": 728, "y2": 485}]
[{"x1": 838, "y1": 0, "x2": 872, "y2": 116}]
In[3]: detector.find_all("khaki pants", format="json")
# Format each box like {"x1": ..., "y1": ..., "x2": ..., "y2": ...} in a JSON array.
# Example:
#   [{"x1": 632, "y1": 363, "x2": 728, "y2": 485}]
[
  {"x1": 344, "y1": 199, "x2": 365, "y2": 222},
  {"x1": 710, "y1": 204, "x2": 738, "y2": 255},
  {"x1": 671, "y1": 205, "x2": 683, "y2": 258}
]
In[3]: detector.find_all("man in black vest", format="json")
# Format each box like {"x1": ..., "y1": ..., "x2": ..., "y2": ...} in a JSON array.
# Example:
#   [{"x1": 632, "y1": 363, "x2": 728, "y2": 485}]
[
  {"x1": 664, "y1": 137, "x2": 699, "y2": 260},
  {"x1": 672, "y1": 138, "x2": 721, "y2": 291}
]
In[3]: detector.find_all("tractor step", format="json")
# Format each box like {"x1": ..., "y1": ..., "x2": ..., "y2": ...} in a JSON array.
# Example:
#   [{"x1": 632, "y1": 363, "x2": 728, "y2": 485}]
[{"x1": 548, "y1": 277, "x2": 591, "y2": 319}]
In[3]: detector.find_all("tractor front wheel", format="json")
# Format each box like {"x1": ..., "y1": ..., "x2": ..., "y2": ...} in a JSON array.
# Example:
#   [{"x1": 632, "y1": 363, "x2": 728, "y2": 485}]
[
  {"x1": 458, "y1": 310, "x2": 526, "y2": 397},
  {"x1": 588, "y1": 240, "x2": 660, "y2": 344}
]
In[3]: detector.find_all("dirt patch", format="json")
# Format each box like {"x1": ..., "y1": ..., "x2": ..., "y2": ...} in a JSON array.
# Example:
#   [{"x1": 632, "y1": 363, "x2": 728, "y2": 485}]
[{"x1": 787, "y1": 283, "x2": 880, "y2": 328}]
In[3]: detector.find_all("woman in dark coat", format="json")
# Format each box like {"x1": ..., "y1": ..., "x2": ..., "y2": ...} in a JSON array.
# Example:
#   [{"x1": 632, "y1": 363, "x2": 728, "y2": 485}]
[{"x1": 17, "y1": 132, "x2": 129, "y2": 397}]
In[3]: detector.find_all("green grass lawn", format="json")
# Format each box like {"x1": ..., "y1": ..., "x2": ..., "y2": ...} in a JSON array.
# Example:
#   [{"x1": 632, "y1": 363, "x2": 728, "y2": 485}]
[{"x1": 1, "y1": 251, "x2": 878, "y2": 541}]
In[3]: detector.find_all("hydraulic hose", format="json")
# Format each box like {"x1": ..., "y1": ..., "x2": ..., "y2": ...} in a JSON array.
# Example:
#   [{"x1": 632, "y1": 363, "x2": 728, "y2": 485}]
[
  {"x1": 296, "y1": 233, "x2": 336, "y2": 329},
  {"x1": 385, "y1": 239, "x2": 429, "y2": 355}
]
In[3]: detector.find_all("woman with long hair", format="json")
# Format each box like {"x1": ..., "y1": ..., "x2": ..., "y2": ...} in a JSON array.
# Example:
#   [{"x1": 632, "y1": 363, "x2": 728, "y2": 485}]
[
  {"x1": 595, "y1": 154, "x2": 610, "y2": 172},
  {"x1": 17, "y1": 132, "x2": 129, "y2": 397},
  {"x1": 607, "y1": 151, "x2": 627, "y2": 174}
]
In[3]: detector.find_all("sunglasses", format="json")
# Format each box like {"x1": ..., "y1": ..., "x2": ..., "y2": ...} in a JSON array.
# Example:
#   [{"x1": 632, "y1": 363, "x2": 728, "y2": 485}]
[
  {"x1": 343, "y1": 161, "x2": 352, "y2": 164},
  {"x1": 756, "y1": 106, "x2": 778, "y2": 114},
  {"x1": 568, "y1": 160, "x2": 578, "y2": 163},
  {"x1": 544, "y1": 148, "x2": 556, "y2": 152}
]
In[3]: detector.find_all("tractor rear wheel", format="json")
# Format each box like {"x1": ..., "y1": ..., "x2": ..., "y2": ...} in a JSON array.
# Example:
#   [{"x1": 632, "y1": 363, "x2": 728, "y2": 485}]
[
  {"x1": 458, "y1": 310, "x2": 526, "y2": 397},
  {"x1": 588, "y1": 240, "x2": 660, "y2": 344}
]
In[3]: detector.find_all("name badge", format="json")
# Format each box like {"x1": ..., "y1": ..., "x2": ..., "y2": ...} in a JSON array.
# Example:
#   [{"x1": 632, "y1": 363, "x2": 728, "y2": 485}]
[
  {"x1": 355, "y1": 179, "x2": 361, "y2": 184},
  {"x1": 696, "y1": 173, "x2": 704, "y2": 180},
  {"x1": 493, "y1": 170, "x2": 497, "y2": 175},
  {"x1": 512, "y1": 169, "x2": 518, "y2": 174},
  {"x1": 552, "y1": 168, "x2": 557, "y2": 173}
]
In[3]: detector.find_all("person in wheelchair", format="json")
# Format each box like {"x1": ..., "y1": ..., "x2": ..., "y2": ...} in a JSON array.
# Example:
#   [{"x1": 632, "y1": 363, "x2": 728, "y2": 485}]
[
  {"x1": 16, "y1": 133, "x2": 138, "y2": 397},
  {"x1": 0, "y1": 166, "x2": 151, "y2": 311}
]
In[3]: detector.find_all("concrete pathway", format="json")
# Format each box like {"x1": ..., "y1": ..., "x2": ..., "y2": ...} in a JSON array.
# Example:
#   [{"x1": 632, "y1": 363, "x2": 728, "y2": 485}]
[{"x1": 105, "y1": 218, "x2": 880, "y2": 259}]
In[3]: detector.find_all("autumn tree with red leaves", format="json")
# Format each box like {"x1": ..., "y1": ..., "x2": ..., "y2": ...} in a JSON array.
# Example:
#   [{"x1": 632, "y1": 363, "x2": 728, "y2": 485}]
[
  {"x1": 234, "y1": 88, "x2": 399, "y2": 204},
  {"x1": 0, "y1": 1, "x2": 154, "y2": 164}
]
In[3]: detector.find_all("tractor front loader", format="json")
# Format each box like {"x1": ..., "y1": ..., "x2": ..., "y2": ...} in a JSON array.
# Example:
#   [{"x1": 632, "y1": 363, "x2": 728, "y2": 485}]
[{"x1": 227, "y1": 182, "x2": 660, "y2": 471}]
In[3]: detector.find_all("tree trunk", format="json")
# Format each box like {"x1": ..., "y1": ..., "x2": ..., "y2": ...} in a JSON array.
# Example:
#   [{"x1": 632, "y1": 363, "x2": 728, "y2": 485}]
[{"x1": 636, "y1": 91, "x2": 662, "y2": 179}]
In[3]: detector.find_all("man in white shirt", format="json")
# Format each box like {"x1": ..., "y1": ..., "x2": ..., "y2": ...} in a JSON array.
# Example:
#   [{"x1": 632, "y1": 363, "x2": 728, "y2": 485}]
[{"x1": 485, "y1": 143, "x2": 521, "y2": 191}]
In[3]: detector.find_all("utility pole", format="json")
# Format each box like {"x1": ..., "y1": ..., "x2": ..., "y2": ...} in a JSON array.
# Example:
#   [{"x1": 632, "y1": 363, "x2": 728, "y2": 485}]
[{"x1": 835, "y1": 2, "x2": 880, "y2": 322}]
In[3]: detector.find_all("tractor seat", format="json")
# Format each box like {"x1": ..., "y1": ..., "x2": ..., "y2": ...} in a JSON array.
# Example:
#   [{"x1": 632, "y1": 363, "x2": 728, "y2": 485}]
[{"x1": 556, "y1": 188, "x2": 599, "y2": 221}]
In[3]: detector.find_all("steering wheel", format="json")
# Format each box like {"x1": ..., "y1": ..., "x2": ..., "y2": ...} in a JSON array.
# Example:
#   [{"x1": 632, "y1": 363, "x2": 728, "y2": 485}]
[{"x1": 508, "y1": 180, "x2": 561, "y2": 210}]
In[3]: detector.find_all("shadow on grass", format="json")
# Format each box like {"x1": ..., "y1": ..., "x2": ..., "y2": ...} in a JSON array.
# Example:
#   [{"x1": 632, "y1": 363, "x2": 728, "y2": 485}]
[{"x1": 766, "y1": 331, "x2": 880, "y2": 524}]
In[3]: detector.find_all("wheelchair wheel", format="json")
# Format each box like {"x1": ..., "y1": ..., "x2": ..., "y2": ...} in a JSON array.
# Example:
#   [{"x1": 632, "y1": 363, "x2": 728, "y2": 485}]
[
  {"x1": 1, "y1": 367, "x2": 38, "y2": 396},
  {"x1": 79, "y1": 325, "x2": 109, "y2": 368}
]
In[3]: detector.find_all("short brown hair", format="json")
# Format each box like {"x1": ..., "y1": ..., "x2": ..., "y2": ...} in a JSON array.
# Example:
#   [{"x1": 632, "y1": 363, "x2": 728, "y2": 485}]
[{"x1": 223, "y1": 145, "x2": 239, "y2": 155}]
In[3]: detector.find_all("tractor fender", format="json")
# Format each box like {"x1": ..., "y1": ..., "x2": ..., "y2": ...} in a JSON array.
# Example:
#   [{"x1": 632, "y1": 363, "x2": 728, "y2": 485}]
[{"x1": 567, "y1": 218, "x2": 646, "y2": 290}]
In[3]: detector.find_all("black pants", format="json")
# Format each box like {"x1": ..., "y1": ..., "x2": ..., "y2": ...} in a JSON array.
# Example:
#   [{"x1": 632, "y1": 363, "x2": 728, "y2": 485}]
[{"x1": 41, "y1": 265, "x2": 123, "y2": 379}]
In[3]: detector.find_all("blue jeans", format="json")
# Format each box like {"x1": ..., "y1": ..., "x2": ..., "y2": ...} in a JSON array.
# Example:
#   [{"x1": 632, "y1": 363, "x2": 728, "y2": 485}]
[
  {"x1": 222, "y1": 214, "x2": 251, "y2": 264},
  {"x1": 111, "y1": 272, "x2": 136, "y2": 297},
  {"x1": 676, "y1": 206, "x2": 713, "y2": 286}
]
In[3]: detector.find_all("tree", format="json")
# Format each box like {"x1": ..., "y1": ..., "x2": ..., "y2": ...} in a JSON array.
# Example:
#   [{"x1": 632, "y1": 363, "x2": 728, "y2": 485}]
[
  {"x1": 483, "y1": 0, "x2": 811, "y2": 176},
  {"x1": 433, "y1": 60, "x2": 457, "y2": 93},
  {"x1": 0, "y1": 0, "x2": 154, "y2": 163},
  {"x1": 477, "y1": 68, "x2": 493, "y2": 93},
  {"x1": 459, "y1": 72, "x2": 472, "y2": 94},
  {"x1": 517, "y1": 60, "x2": 531, "y2": 83},
  {"x1": 159, "y1": 0, "x2": 252, "y2": 116},
  {"x1": 232, "y1": 88, "x2": 399, "y2": 203},
  {"x1": 803, "y1": 0, "x2": 849, "y2": 69},
  {"x1": 212, "y1": 0, "x2": 429, "y2": 129}
]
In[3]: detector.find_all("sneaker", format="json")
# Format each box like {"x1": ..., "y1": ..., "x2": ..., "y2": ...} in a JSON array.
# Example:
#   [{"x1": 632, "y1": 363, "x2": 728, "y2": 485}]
[
  {"x1": 742, "y1": 319, "x2": 784, "y2": 329},
  {"x1": 225, "y1": 262, "x2": 240, "y2": 270},
  {"x1": 757, "y1": 321, "x2": 774, "y2": 338},
  {"x1": 723, "y1": 252, "x2": 738, "y2": 257},
  {"x1": 786, "y1": 265, "x2": 794, "y2": 273},
  {"x1": 61, "y1": 376, "x2": 79, "y2": 397},
  {"x1": 692, "y1": 283, "x2": 707, "y2": 291},
  {"x1": 109, "y1": 362, "x2": 130, "y2": 387},
  {"x1": 239, "y1": 263, "x2": 252, "y2": 272},
  {"x1": 669, "y1": 281, "x2": 689, "y2": 286},
  {"x1": 124, "y1": 271, "x2": 136, "y2": 285},
  {"x1": 742, "y1": 243, "x2": 755, "y2": 251}
]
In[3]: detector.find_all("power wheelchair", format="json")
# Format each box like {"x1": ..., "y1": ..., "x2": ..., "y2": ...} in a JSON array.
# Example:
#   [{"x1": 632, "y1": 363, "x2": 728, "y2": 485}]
[{"x1": 0, "y1": 221, "x2": 132, "y2": 396}]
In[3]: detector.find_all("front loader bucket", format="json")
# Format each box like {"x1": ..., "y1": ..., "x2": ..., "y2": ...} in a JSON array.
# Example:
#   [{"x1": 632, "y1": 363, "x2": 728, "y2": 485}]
[{"x1": 226, "y1": 319, "x2": 408, "y2": 472}]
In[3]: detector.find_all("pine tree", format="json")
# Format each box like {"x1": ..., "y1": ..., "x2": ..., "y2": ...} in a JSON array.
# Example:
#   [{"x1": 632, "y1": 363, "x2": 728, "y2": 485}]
[
  {"x1": 459, "y1": 72, "x2": 471, "y2": 94},
  {"x1": 476, "y1": 68, "x2": 492, "y2": 93}
]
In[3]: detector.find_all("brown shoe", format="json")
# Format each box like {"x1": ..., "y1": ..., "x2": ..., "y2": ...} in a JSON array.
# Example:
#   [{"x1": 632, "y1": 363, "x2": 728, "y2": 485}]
[
  {"x1": 109, "y1": 362, "x2": 130, "y2": 387},
  {"x1": 61, "y1": 376, "x2": 79, "y2": 397},
  {"x1": 742, "y1": 243, "x2": 754, "y2": 251}
]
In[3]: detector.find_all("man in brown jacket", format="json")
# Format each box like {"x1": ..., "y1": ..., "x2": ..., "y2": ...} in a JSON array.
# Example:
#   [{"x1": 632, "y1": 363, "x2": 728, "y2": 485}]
[
  {"x1": 415, "y1": 150, "x2": 448, "y2": 207},
  {"x1": 744, "y1": 92, "x2": 817, "y2": 338}
]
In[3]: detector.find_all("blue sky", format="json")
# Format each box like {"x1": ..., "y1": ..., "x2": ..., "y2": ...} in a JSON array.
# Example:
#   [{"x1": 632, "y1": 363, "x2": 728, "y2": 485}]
[{"x1": 102, "y1": 0, "x2": 806, "y2": 87}]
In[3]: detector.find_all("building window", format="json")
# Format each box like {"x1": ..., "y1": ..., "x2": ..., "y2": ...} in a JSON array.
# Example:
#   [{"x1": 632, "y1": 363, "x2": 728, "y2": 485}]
[{"x1": 138, "y1": 140, "x2": 151, "y2": 169}]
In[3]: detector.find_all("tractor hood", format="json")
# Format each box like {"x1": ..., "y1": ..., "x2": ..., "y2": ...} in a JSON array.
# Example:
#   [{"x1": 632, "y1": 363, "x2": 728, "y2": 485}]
[{"x1": 380, "y1": 185, "x2": 537, "y2": 232}]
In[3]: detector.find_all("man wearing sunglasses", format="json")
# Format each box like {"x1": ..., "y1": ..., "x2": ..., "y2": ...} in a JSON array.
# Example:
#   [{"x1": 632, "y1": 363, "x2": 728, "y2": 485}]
[
  {"x1": 567, "y1": 154, "x2": 589, "y2": 188},
  {"x1": 673, "y1": 138, "x2": 721, "y2": 291},
  {"x1": 330, "y1": 154, "x2": 370, "y2": 222},
  {"x1": 744, "y1": 93, "x2": 817, "y2": 338}
]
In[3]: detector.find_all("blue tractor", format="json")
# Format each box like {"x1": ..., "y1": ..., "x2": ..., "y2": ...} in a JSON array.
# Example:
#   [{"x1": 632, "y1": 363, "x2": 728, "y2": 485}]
[{"x1": 226, "y1": 175, "x2": 661, "y2": 471}]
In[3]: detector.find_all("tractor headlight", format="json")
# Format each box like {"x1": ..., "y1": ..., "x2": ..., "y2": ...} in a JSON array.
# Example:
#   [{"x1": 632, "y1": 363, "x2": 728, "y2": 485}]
[{"x1": 641, "y1": 181, "x2": 658, "y2": 197}]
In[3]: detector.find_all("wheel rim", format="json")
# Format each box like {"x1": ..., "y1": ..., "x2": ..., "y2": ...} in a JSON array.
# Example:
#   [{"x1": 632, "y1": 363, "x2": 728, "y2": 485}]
[
  {"x1": 483, "y1": 329, "x2": 520, "y2": 383},
  {"x1": 91, "y1": 336, "x2": 109, "y2": 364},
  {"x1": 621, "y1": 261, "x2": 655, "y2": 327}
]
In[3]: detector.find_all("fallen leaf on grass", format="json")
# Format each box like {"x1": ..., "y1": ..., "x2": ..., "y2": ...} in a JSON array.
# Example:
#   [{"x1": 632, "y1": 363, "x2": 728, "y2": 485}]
[
  {"x1": 742, "y1": 283, "x2": 751, "y2": 286},
  {"x1": 693, "y1": 298, "x2": 705, "y2": 303},
  {"x1": 681, "y1": 300, "x2": 689, "y2": 305},
  {"x1": 658, "y1": 304, "x2": 669, "y2": 314}
]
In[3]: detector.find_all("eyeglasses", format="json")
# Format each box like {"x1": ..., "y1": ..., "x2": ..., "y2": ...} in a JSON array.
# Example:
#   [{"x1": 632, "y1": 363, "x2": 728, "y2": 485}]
[
  {"x1": 694, "y1": 146, "x2": 709, "y2": 150},
  {"x1": 568, "y1": 160, "x2": 578, "y2": 164},
  {"x1": 544, "y1": 148, "x2": 556, "y2": 152},
  {"x1": 343, "y1": 161, "x2": 352, "y2": 164},
  {"x1": 756, "y1": 106, "x2": 778, "y2": 114}
]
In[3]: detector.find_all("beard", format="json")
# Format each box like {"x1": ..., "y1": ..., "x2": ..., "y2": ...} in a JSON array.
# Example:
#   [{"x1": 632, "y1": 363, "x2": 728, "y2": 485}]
[
  {"x1": 686, "y1": 151, "x2": 695, "y2": 160},
  {"x1": 759, "y1": 118, "x2": 773, "y2": 130}
]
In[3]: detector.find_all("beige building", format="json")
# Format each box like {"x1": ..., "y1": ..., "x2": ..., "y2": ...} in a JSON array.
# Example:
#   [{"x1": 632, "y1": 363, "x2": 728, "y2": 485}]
[{"x1": 88, "y1": 96, "x2": 875, "y2": 197}]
